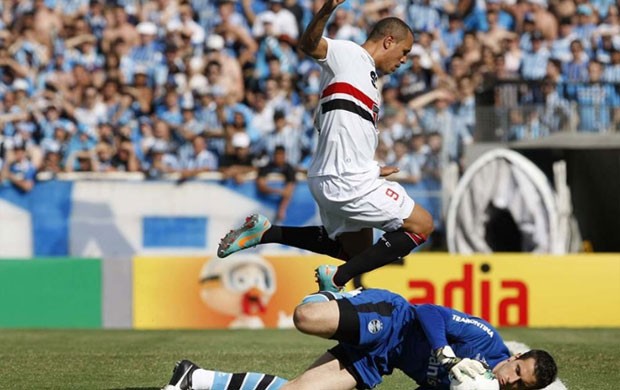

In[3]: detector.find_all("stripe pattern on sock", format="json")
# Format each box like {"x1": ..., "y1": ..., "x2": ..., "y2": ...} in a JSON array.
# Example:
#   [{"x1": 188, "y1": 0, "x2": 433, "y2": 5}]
[
  {"x1": 216, "y1": 372, "x2": 286, "y2": 390},
  {"x1": 405, "y1": 232, "x2": 427, "y2": 246},
  {"x1": 255, "y1": 374, "x2": 276, "y2": 390}
]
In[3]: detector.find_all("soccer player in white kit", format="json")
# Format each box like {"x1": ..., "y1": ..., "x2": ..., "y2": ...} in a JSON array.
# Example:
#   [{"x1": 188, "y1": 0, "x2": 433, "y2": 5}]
[{"x1": 218, "y1": 0, "x2": 434, "y2": 292}]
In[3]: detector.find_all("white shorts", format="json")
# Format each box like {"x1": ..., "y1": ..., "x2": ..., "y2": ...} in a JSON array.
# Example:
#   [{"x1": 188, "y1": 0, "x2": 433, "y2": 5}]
[{"x1": 308, "y1": 176, "x2": 416, "y2": 240}]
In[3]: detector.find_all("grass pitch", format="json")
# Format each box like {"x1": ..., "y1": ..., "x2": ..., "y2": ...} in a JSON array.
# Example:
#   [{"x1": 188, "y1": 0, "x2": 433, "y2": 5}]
[{"x1": 1, "y1": 328, "x2": 618, "y2": 389}]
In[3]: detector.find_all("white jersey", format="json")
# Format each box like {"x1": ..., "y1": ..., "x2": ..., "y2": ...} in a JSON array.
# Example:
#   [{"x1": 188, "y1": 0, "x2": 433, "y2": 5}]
[{"x1": 308, "y1": 38, "x2": 382, "y2": 199}]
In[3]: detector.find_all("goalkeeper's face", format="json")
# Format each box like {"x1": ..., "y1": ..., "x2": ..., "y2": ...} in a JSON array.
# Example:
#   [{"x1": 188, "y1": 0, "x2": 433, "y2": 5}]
[{"x1": 492, "y1": 355, "x2": 538, "y2": 390}]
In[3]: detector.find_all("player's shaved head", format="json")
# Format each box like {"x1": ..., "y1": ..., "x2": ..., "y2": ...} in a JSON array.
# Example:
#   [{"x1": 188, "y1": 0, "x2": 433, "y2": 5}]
[{"x1": 367, "y1": 17, "x2": 413, "y2": 42}]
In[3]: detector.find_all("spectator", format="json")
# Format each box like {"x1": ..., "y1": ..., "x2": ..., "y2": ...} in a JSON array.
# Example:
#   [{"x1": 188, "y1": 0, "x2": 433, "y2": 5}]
[
  {"x1": 506, "y1": 109, "x2": 527, "y2": 141},
  {"x1": 422, "y1": 132, "x2": 442, "y2": 182},
  {"x1": 166, "y1": 3, "x2": 205, "y2": 48},
  {"x1": 125, "y1": 66, "x2": 153, "y2": 115},
  {"x1": 479, "y1": 8, "x2": 512, "y2": 53},
  {"x1": 520, "y1": 31, "x2": 550, "y2": 80},
  {"x1": 455, "y1": 76, "x2": 476, "y2": 138},
  {"x1": 248, "y1": 89, "x2": 274, "y2": 138},
  {"x1": 144, "y1": 140, "x2": 179, "y2": 179},
  {"x1": 204, "y1": 34, "x2": 246, "y2": 102},
  {"x1": 102, "y1": 4, "x2": 139, "y2": 54},
  {"x1": 486, "y1": 0, "x2": 516, "y2": 31},
  {"x1": 111, "y1": 140, "x2": 140, "y2": 172},
  {"x1": 562, "y1": 39, "x2": 590, "y2": 83},
  {"x1": 551, "y1": 18, "x2": 578, "y2": 63},
  {"x1": 215, "y1": 0, "x2": 250, "y2": 37},
  {"x1": 573, "y1": 4, "x2": 597, "y2": 48},
  {"x1": 127, "y1": 21, "x2": 164, "y2": 79},
  {"x1": 575, "y1": 60, "x2": 614, "y2": 132},
  {"x1": 39, "y1": 146, "x2": 63, "y2": 176},
  {"x1": 65, "y1": 34, "x2": 104, "y2": 73},
  {"x1": 539, "y1": 77, "x2": 572, "y2": 134},
  {"x1": 527, "y1": 0, "x2": 558, "y2": 41},
  {"x1": 178, "y1": 136, "x2": 218, "y2": 182},
  {"x1": 249, "y1": 0, "x2": 299, "y2": 41},
  {"x1": 65, "y1": 149, "x2": 99, "y2": 173},
  {"x1": 1, "y1": 142, "x2": 36, "y2": 192},
  {"x1": 327, "y1": 8, "x2": 366, "y2": 44},
  {"x1": 156, "y1": 87, "x2": 183, "y2": 128},
  {"x1": 256, "y1": 145, "x2": 296, "y2": 223},
  {"x1": 95, "y1": 142, "x2": 114, "y2": 172},
  {"x1": 388, "y1": 139, "x2": 421, "y2": 184},
  {"x1": 219, "y1": 131, "x2": 256, "y2": 184},
  {"x1": 257, "y1": 109, "x2": 301, "y2": 167},
  {"x1": 440, "y1": 14, "x2": 464, "y2": 60},
  {"x1": 40, "y1": 125, "x2": 71, "y2": 161},
  {"x1": 406, "y1": 0, "x2": 441, "y2": 34},
  {"x1": 603, "y1": 46, "x2": 620, "y2": 82},
  {"x1": 408, "y1": 131, "x2": 429, "y2": 170},
  {"x1": 593, "y1": 26, "x2": 619, "y2": 64},
  {"x1": 412, "y1": 89, "x2": 471, "y2": 166},
  {"x1": 457, "y1": 31, "x2": 482, "y2": 68},
  {"x1": 195, "y1": 87, "x2": 226, "y2": 155},
  {"x1": 65, "y1": 86, "x2": 107, "y2": 133},
  {"x1": 399, "y1": 52, "x2": 434, "y2": 101}
]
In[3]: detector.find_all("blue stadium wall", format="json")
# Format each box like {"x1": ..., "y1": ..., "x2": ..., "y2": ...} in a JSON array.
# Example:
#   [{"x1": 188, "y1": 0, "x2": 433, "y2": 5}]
[{"x1": 0, "y1": 178, "x2": 441, "y2": 257}]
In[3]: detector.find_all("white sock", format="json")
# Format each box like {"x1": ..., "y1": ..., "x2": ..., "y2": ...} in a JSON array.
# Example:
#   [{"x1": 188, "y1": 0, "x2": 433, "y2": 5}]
[{"x1": 191, "y1": 369, "x2": 216, "y2": 390}]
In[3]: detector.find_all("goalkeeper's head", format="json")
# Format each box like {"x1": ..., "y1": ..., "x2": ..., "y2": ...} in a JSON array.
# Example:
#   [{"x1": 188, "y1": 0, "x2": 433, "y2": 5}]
[
  {"x1": 518, "y1": 350, "x2": 557, "y2": 389},
  {"x1": 493, "y1": 349, "x2": 557, "y2": 390}
]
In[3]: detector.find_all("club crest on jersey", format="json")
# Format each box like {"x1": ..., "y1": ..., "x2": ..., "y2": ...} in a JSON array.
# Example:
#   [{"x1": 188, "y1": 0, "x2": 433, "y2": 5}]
[
  {"x1": 368, "y1": 319, "x2": 383, "y2": 334},
  {"x1": 370, "y1": 71, "x2": 378, "y2": 88}
]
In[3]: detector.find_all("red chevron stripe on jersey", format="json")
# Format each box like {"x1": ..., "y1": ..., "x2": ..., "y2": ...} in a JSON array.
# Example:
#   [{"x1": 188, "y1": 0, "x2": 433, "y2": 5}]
[{"x1": 321, "y1": 82, "x2": 377, "y2": 112}]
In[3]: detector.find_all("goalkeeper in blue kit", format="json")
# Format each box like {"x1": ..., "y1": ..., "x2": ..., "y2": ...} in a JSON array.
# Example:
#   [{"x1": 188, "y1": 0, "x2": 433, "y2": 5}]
[{"x1": 163, "y1": 289, "x2": 557, "y2": 390}]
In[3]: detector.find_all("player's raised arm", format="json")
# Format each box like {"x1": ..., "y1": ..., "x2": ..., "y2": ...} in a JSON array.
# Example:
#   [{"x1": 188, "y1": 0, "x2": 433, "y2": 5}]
[{"x1": 298, "y1": 0, "x2": 345, "y2": 60}]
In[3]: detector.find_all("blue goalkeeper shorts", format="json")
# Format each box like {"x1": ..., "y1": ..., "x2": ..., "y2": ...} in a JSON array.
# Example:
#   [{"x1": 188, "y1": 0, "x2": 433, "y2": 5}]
[{"x1": 328, "y1": 288, "x2": 416, "y2": 389}]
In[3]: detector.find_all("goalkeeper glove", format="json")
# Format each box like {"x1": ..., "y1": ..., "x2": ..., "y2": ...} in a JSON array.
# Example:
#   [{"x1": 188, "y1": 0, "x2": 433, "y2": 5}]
[{"x1": 435, "y1": 346, "x2": 487, "y2": 383}]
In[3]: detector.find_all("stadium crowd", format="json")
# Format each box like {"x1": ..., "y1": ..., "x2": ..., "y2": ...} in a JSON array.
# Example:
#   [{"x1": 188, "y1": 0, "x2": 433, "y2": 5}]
[{"x1": 0, "y1": 0, "x2": 619, "y2": 193}]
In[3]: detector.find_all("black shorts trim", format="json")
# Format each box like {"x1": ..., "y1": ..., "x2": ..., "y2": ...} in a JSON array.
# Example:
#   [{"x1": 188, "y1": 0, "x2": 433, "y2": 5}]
[
  {"x1": 328, "y1": 345, "x2": 368, "y2": 390},
  {"x1": 330, "y1": 298, "x2": 360, "y2": 345}
]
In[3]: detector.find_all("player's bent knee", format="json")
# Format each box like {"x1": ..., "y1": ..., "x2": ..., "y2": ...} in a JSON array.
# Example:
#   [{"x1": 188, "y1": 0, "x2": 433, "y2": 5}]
[
  {"x1": 404, "y1": 205, "x2": 434, "y2": 237},
  {"x1": 293, "y1": 304, "x2": 320, "y2": 334},
  {"x1": 293, "y1": 302, "x2": 338, "y2": 337}
]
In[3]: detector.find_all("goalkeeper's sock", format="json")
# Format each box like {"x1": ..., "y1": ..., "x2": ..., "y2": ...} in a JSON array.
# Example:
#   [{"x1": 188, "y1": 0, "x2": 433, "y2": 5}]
[
  {"x1": 261, "y1": 225, "x2": 347, "y2": 260},
  {"x1": 332, "y1": 229, "x2": 426, "y2": 287},
  {"x1": 192, "y1": 369, "x2": 287, "y2": 390}
]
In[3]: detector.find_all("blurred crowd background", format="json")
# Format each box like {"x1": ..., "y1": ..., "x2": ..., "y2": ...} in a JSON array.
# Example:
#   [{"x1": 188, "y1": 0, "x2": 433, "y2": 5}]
[{"x1": 0, "y1": 0, "x2": 619, "y2": 192}]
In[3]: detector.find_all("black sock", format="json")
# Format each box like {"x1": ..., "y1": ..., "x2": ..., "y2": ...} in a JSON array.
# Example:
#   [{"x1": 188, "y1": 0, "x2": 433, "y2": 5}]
[
  {"x1": 261, "y1": 225, "x2": 346, "y2": 259},
  {"x1": 333, "y1": 229, "x2": 426, "y2": 286}
]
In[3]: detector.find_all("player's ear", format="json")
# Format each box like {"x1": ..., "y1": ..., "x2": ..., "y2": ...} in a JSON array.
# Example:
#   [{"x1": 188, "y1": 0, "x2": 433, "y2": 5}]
[{"x1": 383, "y1": 35, "x2": 394, "y2": 49}]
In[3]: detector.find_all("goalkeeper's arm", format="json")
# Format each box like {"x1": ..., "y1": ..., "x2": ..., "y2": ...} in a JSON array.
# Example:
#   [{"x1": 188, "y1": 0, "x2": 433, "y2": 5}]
[{"x1": 414, "y1": 305, "x2": 486, "y2": 381}]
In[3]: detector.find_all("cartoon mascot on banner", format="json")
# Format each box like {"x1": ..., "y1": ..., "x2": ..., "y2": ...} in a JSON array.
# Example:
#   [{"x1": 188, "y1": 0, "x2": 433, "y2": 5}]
[{"x1": 199, "y1": 254, "x2": 280, "y2": 329}]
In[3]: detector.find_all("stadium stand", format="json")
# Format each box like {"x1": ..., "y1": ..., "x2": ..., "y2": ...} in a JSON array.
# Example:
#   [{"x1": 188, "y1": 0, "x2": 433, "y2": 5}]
[{"x1": 0, "y1": 0, "x2": 618, "y2": 249}]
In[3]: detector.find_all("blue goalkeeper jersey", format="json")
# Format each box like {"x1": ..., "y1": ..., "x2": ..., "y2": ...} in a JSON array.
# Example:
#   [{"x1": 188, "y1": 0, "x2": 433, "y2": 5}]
[
  {"x1": 334, "y1": 289, "x2": 511, "y2": 389},
  {"x1": 398, "y1": 303, "x2": 511, "y2": 389}
]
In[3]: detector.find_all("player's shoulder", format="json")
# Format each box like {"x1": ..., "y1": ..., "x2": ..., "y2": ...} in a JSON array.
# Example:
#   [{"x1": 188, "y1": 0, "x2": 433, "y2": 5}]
[{"x1": 325, "y1": 37, "x2": 363, "y2": 52}]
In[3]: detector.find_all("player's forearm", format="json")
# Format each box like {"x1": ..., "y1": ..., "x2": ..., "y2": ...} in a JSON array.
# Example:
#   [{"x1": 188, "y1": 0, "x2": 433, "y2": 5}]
[{"x1": 298, "y1": 2, "x2": 337, "y2": 57}]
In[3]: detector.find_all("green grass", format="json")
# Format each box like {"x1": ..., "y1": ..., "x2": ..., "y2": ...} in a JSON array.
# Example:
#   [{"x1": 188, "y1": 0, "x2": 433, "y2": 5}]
[{"x1": 0, "y1": 328, "x2": 618, "y2": 389}]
